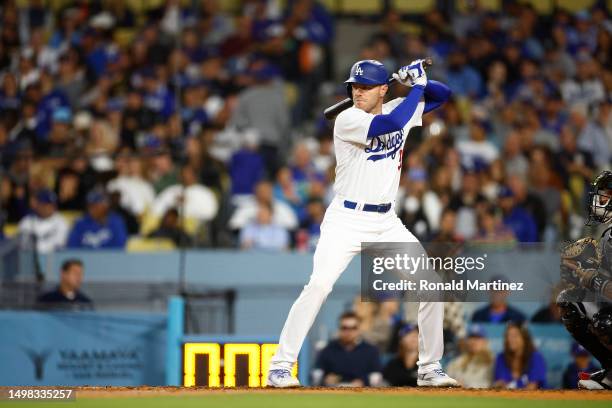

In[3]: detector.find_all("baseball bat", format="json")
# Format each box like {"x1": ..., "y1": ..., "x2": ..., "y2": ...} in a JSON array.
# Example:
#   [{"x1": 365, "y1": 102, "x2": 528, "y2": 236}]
[{"x1": 323, "y1": 58, "x2": 433, "y2": 121}]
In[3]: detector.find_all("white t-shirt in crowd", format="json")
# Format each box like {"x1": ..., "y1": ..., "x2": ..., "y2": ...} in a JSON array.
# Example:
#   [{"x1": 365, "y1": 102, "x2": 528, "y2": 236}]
[
  {"x1": 333, "y1": 98, "x2": 425, "y2": 204},
  {"x1": 107, "y1": 176, "x2": 155, "y2": 216},
  {"x1": 151, "y1": 184, "x2": 219, "y2": 221},
  {"x1": 18, "y1": 213, "x2": 69, "y2": 253}
]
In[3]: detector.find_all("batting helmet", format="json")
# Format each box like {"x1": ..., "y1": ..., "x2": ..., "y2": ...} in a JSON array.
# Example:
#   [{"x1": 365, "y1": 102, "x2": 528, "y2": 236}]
[{"x1": 344, "y1": 60, "x2": 388, "y2": 98}]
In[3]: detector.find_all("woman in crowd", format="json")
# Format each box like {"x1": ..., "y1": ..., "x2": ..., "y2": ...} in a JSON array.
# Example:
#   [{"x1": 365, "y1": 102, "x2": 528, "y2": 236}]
[
  {"x1": 493, "y1": 322, "x2": 547, "y2": 389},
  {"x1": 382, "y1": 324, "x2": 419, "y2": 386},
  {"x1": 447, "y1": 325, "x2": 494, "y2": 388}
]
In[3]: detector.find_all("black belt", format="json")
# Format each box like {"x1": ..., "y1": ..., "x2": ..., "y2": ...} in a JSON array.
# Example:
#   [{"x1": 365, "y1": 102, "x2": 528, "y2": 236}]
[{"x1": 343, "y1": 200, "x2": 392, "y2": 213}]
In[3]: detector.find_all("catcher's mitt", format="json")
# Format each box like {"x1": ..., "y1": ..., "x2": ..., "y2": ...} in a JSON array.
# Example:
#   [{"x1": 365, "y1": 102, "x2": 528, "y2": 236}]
[{"x1": 560, "y1": 237, "x2": 601, "y2": 287}]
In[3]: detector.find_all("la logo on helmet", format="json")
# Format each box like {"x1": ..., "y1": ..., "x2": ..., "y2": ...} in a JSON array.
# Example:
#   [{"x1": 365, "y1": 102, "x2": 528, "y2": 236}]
[{"x1": 355, "y1": 65, "x2": 364, "y2": 76}]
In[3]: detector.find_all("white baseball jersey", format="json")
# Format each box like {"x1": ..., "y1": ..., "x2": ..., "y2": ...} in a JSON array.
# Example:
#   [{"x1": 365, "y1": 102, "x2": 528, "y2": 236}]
[{"x1": 333, "y1": 98, "x2": 425, "y2": 204}]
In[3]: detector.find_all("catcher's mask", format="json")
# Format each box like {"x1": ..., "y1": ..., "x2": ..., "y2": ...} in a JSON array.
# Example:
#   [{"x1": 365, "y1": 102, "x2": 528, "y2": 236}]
[{"x1": 587, "y1": 170, "x2": 612, "y2": 225}]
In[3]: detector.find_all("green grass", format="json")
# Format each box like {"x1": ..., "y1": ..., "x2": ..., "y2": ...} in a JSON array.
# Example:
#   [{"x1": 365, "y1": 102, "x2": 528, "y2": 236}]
[{"x1": 1, "y1": 394, "x2": 610, "y2": 408}]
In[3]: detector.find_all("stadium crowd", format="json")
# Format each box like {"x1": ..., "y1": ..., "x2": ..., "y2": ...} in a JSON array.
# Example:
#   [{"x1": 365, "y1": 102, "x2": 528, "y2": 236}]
[{"x1": 0, "y1": 0, "x2": 610, "y2": 252}]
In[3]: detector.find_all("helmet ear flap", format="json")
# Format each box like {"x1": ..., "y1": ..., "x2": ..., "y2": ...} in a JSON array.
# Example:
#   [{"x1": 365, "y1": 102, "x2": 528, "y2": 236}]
[{"x1": 346, "y1": 83, "x2": 353, "y2": 99}]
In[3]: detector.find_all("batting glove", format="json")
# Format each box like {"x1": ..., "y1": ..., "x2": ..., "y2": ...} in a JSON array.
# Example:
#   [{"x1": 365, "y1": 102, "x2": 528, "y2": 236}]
[
  {"x1": 395, "y1": 60, "x2": 428, "y2": 87},
  {"x1": 392, "y1": 67, "x2": 412, "y2": 87}
]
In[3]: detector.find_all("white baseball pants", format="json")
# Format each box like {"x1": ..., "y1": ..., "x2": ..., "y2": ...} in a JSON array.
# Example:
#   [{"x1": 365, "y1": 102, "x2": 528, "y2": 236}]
[{"x1": 270, "y1": 197, "x2": 444, "y2": 373}]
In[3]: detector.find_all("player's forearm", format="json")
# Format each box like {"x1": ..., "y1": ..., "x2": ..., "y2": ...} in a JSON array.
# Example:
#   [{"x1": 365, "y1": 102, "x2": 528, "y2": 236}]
[
  {"x1": 423, "y1": 80, "x2": 451, "y2": 113},
  {"x1": 367, "y1": 85, "x2": 425, "y2": 138}
]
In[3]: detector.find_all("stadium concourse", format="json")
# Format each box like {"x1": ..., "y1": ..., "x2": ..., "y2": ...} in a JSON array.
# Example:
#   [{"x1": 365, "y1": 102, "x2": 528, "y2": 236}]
[{"x1": 0, "y1": 0, "x2": 611, "y2": 393}]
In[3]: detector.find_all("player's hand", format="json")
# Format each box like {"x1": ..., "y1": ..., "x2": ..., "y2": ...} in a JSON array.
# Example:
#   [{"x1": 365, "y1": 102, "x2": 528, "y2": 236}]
[
  {"x1": 395, "y1": 60, "x2": 428, "y2": 88},
  {"x1": 391, "y1": 67, "x2": 412, "y2": 87},
  {"x1": 560, "y1": 259, "x2": 580, "y2": 286},
  {"x1": 324, "y1": 373, "x2": 341, "y2": 386}
]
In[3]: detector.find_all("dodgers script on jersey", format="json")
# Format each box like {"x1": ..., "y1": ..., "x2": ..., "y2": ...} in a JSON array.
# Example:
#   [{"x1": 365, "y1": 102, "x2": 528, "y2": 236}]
[{"x1": 333, "y1": 99, "x2": 425, "y2": 204}]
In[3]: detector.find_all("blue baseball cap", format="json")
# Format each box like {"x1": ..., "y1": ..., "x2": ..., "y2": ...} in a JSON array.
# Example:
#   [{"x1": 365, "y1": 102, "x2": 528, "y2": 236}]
[
  {"x1": 571, "y1": 342, "x2": 590, "y2": 356},
  {"x1": 87, "y1": 189, "x2": 109, "y2": 204},
  {"x1": 498, "y1": 186, "x2": 514, "y2": 199},
  {"x1": 467, "y1": 324, "x2": 486, "y2": 338},
  {"x1": 35, "y1": 189, "x2": 57, "y2": 205},
  {"x1": 398, "y1": 323, "x2": 418, "y2": 338}
]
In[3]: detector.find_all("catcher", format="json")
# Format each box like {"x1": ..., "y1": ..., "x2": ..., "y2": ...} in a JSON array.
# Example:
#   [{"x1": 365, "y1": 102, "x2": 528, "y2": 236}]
[{"x1": 557, "y1": 170, "x2": 612, "y2": 390}]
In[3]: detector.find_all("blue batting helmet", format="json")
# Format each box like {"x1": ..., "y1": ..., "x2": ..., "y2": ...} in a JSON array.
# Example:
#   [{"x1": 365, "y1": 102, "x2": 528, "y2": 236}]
[{"x1": 345, "y1": 60, "x2": 388, "y2": 98}]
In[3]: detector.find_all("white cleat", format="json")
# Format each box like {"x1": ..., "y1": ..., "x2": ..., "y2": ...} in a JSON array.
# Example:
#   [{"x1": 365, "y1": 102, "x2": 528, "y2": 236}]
[
  {"x1": 578, "y1": 379, "x2": 608, "y2": 390},
  {"x1": 578, "y1": 369, "x2": 611, "y2": 390},
  {"x1": 267, "y1": 369, "x2": 301, "y2": 388},
  {"x1": 417, "y1": 368, "x2": 461, "y2": 387}
]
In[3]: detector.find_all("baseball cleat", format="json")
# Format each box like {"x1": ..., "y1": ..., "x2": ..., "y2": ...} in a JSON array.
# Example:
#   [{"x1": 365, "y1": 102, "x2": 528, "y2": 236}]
[
  {"x1": 267, "y1": 369, "x2": 301, "y2": 388},
  {"x1": 578, "y1": 369, "x2": 611, "y2": 390},
  {"x1": 417, "y1": 368, "x2": 460, "y2": 387}
]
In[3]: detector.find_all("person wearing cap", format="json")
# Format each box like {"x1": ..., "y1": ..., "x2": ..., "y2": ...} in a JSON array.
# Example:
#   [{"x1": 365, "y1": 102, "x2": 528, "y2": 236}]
[
  {"x1": 498, "y1": 185, "x2": 538, "y2": 243},
  {"x1": 562, "y1": 343, "x2": 600, "y2": 389},
  {"x1": 18, "y1": 189, "x2": 69, "y2": 254},
  {"x1": 446, "y1": 325, "x2": 494, "y2": 388},
  {"x1": 66, "y1": 189, "x2": 128, "y2": 249},
  {"x1": 472, "y1": 274, "x2": 526, "y2": 324},
  {"x1": 382, "y1": 324, "x2": 419, "y2": 386},
  {"x1": 44, "y1": 106, "x2": 74, "y2": 156}
]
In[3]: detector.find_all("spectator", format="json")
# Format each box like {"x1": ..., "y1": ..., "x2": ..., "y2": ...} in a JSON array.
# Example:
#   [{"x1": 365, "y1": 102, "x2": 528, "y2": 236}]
[
  {"x1": 472, "y1": 206, "x2": 516, "y2": 247},
  {"x1": 361, "y1": 299, "x2": 402, "y2": 354},
  {"x1": 472, "y1": 275, "x2": 526, "y2": 324},
  {"x1": 502, "y1": 130, "x2": 529, "y2": 179},
  {"x1": 382, "y1": 324, "x2": 419, "y2": 387},
  {"x1": 229, "y1": 129, "x2": 264, "y2": 196},
  {"x1": 556, "y1": 124, "x2": 595, "y2": 186},
  {"x1": 493, "y1": 322, "x2": 547, "y2": 389},
  {"x1": 498, "y1": 186, "x2": 538, "y2": 243},
  {"x1": 456, "y1": 120, "x2": 499, "y2": 169},
  {"x1": 37, "y1": 259, "x2": 92, "y2": 309},
  {"x1": 107, "y1": 148, "x2": 155, "y2": 217},
  {"x1": 229, "y1": 60, "x2": 290, "y2": 177},
  {"x1": 447, "y1": 325, "x2": 494, "y2": 388},
  {"x1": 531, "y1": 287, "x2": 563, "y2": 323},
  {"x1": 274, "y1": 166, "x2": 308, "y2": 222},
  {"x1": 18, "y1": 189, "x2": 68, "y2": 253},
  {"x1": 313, "y1": 311, "x2": 382, "y2": 387},
  {"x1": 147, "y1": 147, "x2": 179, "y2": 194},
  {"x1": 239, "y1": 203, "x2": 289, "y2": 251},
  {"x1": 298, "y1": 198, "x2": 325, "y2": 251},
  {"x1": 151, "y1": 164, "x2": 219, "y2": 223},
  {"x1": 571, "y1": 102, "x2": 609, "y2": 169},
  {"x1": 148, "y1": 207, "x2": 191, "y2": 247},
  {"x1": 67, "y1": 189, "x2": 128, "y2": 249},
  {"x1": 229, "y1": 180, "x2": 298, "y2": 232},
  {"x1": 444, "y1": 48, "x2": 483, "y2": 98},
  {"x1": 109, "y1": 190, "x2": 139, "y2": 235},
  {"x1": 562, "y1": 343, "x2": 599, "y2": 389}
]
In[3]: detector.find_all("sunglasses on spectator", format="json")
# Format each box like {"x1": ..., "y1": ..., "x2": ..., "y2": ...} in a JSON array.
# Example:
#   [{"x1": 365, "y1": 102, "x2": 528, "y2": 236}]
[{"x1": 340, "y1": 325, "x2": 358, "y2": 331}]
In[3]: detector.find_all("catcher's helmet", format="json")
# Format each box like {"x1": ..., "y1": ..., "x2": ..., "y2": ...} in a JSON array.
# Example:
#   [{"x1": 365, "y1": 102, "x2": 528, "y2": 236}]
[
  {"x1": 587, "y1": 170, "x2": 612, "y2": 225},
  {"x1": 344, "y1": 60, "x2": 388, "y2": 98}
]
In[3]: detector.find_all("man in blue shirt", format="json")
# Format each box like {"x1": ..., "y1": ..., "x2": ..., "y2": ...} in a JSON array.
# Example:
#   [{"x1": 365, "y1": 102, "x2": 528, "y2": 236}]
[
  {"x1": 472, "y1": 275, "x2": 526, "y2": 323},
  {"x1": 313, "y1": 311, "x2": 382, "y2": 387},
  {"x1": 499, "y1": 186, "x2": 538, "y2": 243},
  {"x1": 67, "y1": 189, "x2": 128, "y2": 249}
]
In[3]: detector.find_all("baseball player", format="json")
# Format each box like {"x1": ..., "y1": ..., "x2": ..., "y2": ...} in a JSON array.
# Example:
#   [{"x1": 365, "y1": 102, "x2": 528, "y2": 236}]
[
  {"x1": 557, "y1": 170, "x2": 612, "y2": 390},
  {"x1": 268, "y1": 59, "x2": 458, "y2": 387}
]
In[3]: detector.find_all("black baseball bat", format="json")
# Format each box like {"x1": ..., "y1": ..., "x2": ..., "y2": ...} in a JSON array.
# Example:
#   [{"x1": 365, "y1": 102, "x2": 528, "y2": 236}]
[{"x1": 324, "y1": 58, "x2": 433, "y2": 121}]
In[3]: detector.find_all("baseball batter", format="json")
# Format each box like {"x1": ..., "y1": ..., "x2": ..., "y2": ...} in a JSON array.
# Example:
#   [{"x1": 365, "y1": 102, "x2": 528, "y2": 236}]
[{"x1": 268, "y1": 59, "x2": 457, "y2": 387}]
